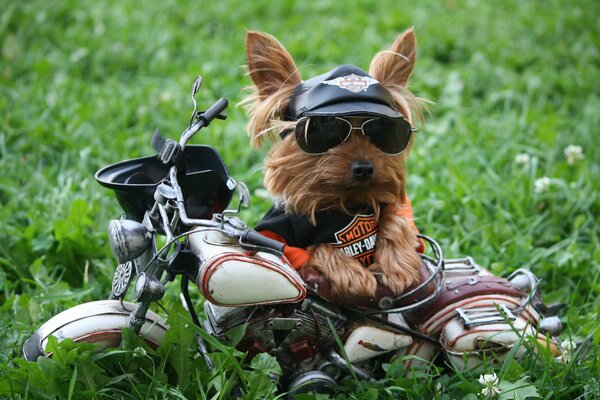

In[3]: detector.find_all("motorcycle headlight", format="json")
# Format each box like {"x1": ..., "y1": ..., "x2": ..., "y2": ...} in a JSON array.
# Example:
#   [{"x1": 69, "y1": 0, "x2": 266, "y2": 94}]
[{"x1": 108, "y1": 219, "x2": 152, "y2": 263}]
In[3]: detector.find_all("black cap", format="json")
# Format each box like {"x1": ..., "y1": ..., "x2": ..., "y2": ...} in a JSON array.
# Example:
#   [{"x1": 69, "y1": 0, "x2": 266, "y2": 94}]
[{"x1": 284, "y1": 65, "x2": 404, "y2": 121}]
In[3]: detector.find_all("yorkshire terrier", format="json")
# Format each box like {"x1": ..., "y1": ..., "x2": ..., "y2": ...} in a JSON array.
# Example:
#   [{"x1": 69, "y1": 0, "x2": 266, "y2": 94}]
[{"x1": 245, "y1": 29, "x2": 425, "y2": 301}]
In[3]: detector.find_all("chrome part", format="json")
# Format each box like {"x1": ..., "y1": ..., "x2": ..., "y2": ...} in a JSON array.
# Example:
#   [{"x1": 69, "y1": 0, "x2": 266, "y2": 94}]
[
  {"x1": 203, "y1": 229, "x2": 238, "y2": 246},
  {"x1": 108, "y1": 219, "x2": 152, "y2": 263},
  {"x1": 539, "y1": 316, "x2": 563, "y2": 336},
  {"x1": 154, "y1": 182, "x2": 178, "y2": 204},
  {"x1": 227, "y1": 216, "x2": 247, "y2": 230},
  {"x1": 203, "y1": 302, "x2": 253, "y2": 337},
  {"x1": 204, "y1": 297, "x2": 344, "y2": 368},
  {"x1": 506, "y1": 268, "x2": 563, "y2": 320},
  {"x1": 301, "y1": 298, "x2": 346, "y2": 325},
  {"x1": 286, "y1": 371, "x2": 336, "y2": 398},
  {"x1": 268, "y1": 318, "x2": 302, "y2": 330},
  {"x1": 226, "y1": 178, "x2": 237, "y2": 190},
  {"x1": 456, "y1": 305, "x2": 517, "y2": 327},
  {"x1": 182, "y1": 76, "x2": 203, "y2": 146},
  {"x1": 111, "y1": 261, "x2": 133, "y2": 298},
  {"x1": 317, "y1": 359, "x2": 342, "y2": 380},
  {"x1": 514, "y1": 283, "x2": 540, "y2": 314},
  {"x1": 443, "y1": 257, "x2": 483, "y2": 276},
  {"x1": 222, "y1": 181, "x2": 251, "y2": 216},
  {"x1": 237, "y1": 182, "x2": 251, "y2": 208},
  {"x1": 157, "y1": 203, "x2": 175, "y2": 242},
  {"x1": 444, "y1": 340, "x2": 513, "y2": 358},
  {"x1": 279, "y1": 306, "x2": 342, "y2": 350},
  {"x1": 190, "y1": 76, "x2": 202, "y2": 122},
  {"x1": 327, "y1": 349, "x2": 371, "y2": 381},
  {"x1": 543, "y1": 302, "x2": 567, "y2": 316},
  {"x1": 23, "y1": 331, "x2": 43, "y2": 361},
  {"x1": 507, "y1": 268, "x2": 538, "y2": 293},
  {"x1": 380, "y1": 234, "x2": 444, "y2": 312},
  {"x1": 134, "y1": 273, "x2": 165, "y2": 302},
  {"x1": 378, "y1": 296, "x2": 393, "y2": 309}
]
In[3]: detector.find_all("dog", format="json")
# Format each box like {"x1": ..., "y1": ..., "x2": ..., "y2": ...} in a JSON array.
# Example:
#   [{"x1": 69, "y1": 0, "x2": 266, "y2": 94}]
[{"x1": 245, "y1": 29, "x2": 426, "y2": 301}]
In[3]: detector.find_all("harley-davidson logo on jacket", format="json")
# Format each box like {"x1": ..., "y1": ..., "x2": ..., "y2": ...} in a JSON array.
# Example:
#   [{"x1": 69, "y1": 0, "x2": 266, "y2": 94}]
[
  {"x1": 332, "y1": 214, "x2": 378, "y2": 266},
  {"x1": 255, "y1": 207, "x2": 380, "y2": 268},
  {"x1": 256, "y1": 198, "x2": 421, "y2": 270}
]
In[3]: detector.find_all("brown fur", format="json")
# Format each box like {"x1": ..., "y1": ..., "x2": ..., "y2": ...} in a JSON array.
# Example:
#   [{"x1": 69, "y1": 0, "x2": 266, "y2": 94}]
[
  {"x1": 243, "y1": 31, "x2": 301, "y2": 147},
  {"x1": 245, "y1": 29, "x2": 426, "y2": 298},
  {"x1": 305, "y1": 243, "x2": 378, "y2": 298},
  {"x1": 264, "y1": 134, "x2": 407, "y2": 223},
  {"x1": 368, "y1": 204, "x2": 422, "y2": 294}
]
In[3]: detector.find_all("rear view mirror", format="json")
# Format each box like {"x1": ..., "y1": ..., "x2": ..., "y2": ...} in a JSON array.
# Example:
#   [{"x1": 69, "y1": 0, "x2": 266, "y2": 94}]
[{"x1": 236, "y1": 181, "x2": 251, "y2": 209}]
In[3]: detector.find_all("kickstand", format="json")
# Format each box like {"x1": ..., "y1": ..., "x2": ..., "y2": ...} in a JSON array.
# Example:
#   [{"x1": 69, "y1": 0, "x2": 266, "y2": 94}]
[{"x1": 180, "y1": 276, "x2": 214, "y2": 371}]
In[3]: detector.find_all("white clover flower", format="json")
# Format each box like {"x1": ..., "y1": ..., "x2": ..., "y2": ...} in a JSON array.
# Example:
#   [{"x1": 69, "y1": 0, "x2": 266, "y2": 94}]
[
  {"x1": 515, "y1": 153, "x2": 531, "y2": 167},
  {"x1": 534, "y1": 176, "x2": 552, "y2": 193},
  {"x1": 564, "y1": 145, "x2": 584, "y2": 165},
  {"x1": 133, "y1": 346, "x2": 147, "y2": 358},
  {"x1": 557, "y1": 339, "x2": 577, "y2": 364},
  {"x1": 479, "y1": 373, "x2": 501, "y2": 397}
]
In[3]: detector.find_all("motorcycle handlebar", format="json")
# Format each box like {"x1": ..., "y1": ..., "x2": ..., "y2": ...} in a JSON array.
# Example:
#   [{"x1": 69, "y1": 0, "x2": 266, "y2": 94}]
[
  {"x1": 241, "y1": 229, "x2": 285, "y2": 254},
  {"x1": 180, "y1": 97, "x2": 228, "y2": 147},
  {"x1": 168, "y1": 164, "x2": 284, "y2": 255},
  {"x1": 200, "y1": 98, "x2": 228, "y2": 126}
]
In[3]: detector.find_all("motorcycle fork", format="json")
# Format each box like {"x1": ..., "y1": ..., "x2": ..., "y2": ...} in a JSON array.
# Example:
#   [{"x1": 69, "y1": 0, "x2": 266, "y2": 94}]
[
  {"x1": 127, "y1": 251, "x2": 168, "y2": 335},
  {"x1": 180, "y1": 274, "x2": 214, "y2": 370},
  {"x1": 124, "y1": 228, "x2": 169, "y2": 335},
  {"x1": 125, "y1": 243, "x2": 215, "y2": 370}
]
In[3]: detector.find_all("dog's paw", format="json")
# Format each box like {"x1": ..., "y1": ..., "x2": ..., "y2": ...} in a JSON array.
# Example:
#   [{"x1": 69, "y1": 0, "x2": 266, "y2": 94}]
[
  {"x1": 368, "y1": 261, "x2": 419, "y2": 296},
  {"x1": 330, "y1": 262, "x2": 378, "y2": 298},
  {"x1": 372, "y1": 207, "x2": 422, "y2": 295},
  {"x1": 371, "y1": 241, "x2": 421, "y2": 295},
  {"x1": 310, "y1": 260, "x2": 377, "y2": 298},
  {"x1": 304, "y1": 245, "x2": 377, "y2": 298}
]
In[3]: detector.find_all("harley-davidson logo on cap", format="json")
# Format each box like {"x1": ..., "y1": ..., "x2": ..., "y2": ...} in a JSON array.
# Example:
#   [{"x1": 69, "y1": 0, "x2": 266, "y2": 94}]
[{"x1": 323, "y1": 74, "x2": 379, "y2": 93}]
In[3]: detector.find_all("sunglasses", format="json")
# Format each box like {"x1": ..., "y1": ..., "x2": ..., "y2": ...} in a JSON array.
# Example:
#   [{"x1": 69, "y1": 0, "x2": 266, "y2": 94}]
[{"x1": 284, "y1": 116, "x2": 415, "y2": 155}]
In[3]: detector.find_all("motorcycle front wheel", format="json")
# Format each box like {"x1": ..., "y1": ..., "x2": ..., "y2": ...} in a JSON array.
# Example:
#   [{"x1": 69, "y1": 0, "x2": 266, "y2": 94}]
[{"x1": 22, "y1": 300, "x2": 168, "y2": 361}]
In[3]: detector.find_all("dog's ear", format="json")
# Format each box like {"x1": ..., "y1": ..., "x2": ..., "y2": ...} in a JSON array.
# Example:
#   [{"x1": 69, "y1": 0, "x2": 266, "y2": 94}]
[
  {"x1": 369, "y1": 28, "x2": 416, "y2": 87},
  {"x1": 246, "y1": 31, "x2": 301, "y2": 97}
]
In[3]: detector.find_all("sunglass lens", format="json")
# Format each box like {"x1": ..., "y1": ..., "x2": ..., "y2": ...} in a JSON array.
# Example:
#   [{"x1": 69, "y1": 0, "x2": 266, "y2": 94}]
[
  {"x1": 295, "y1": 116, "x2": 349, "y2": 154},
  {"x1": 363, "y1": 118, "x2": 412, "y2": 154}
]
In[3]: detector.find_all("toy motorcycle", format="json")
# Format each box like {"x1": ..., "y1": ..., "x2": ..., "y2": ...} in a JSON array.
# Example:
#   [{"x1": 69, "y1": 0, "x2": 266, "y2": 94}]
[{"x1": 23, "y1": 77, "x2": 564, "y2": 394}]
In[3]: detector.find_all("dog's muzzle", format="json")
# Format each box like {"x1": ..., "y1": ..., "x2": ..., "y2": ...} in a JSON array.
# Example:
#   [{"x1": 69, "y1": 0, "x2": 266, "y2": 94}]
[{"x1": 352, "y1": 160, "x2": 374, "y2": 182}]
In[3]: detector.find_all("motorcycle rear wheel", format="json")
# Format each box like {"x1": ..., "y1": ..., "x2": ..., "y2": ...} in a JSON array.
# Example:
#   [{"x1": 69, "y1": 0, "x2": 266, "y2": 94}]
[{"x1": 22, "y1": 300, "x2": 167, "y2": 361}]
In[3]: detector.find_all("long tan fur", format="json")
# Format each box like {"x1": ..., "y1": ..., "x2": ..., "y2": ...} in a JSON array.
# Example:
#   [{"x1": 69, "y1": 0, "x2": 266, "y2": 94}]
[
  {"x1": 244, "y1": 31, "x2": 301, "y2": 148},
  {"x1": 368, "y1": 204, "x2": 422, "y2": 294},
  {"x1": 369, "y1": 28, "x2": 424, "y2": 125}
]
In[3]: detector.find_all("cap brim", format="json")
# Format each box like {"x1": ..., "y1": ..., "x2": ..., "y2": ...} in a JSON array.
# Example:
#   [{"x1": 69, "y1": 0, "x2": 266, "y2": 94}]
[{"x1": 301, "y1": 101, "x2": 405, "y2": 119}]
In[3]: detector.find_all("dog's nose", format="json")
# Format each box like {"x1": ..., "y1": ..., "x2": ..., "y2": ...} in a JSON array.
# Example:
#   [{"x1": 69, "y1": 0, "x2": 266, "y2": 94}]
[{"x1": 351, "y1": 160, "x2": 374, "y2": 181}]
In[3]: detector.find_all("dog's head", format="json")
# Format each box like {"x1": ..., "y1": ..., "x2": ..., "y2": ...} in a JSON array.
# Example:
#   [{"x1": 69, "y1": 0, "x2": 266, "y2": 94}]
[{"x1": 245, "y1": 29, "x2": 423, "y2": 221}]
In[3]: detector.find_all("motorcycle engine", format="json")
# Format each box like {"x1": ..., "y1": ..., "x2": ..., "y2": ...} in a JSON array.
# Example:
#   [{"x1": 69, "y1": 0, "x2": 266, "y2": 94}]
[{"x1": 203, "y1": 297, "x2": 347, "y2": 379}]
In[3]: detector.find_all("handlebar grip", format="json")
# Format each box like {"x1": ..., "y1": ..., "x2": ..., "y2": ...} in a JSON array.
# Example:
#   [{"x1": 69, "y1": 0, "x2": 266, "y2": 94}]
[
  {"x1": 242, "y1": 229, "x2": 285, "y2": 254},
  {"x1": 201, "y1": 98, "x2": 228, "y2": 126}
]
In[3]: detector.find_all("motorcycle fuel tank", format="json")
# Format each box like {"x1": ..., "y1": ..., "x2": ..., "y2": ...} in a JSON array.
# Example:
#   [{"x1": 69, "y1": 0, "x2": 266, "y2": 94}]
[{"x1": 188, "y1": 229, "x2": 306, "y2": 306}]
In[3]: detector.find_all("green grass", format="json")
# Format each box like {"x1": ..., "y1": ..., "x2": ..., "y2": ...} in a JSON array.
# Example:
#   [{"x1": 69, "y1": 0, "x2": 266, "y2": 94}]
[{"x1": 1, "y1": 0, "x2": 599, "y2": 398}]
